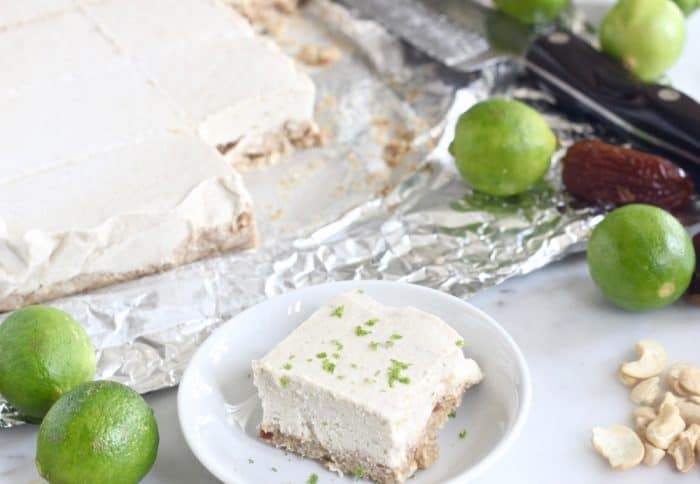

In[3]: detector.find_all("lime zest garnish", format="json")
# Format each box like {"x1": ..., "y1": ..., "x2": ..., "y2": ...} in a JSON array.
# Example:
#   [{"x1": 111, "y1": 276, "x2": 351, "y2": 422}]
[
  {"x1": 364, "y1": 318, "x2": 379, "y2": 327},
  {"x1": 322, "y1": 359, "x2": 335, "y2": 374},
  {"x1": 316, "y1": 352, "x2": 327, "y2": 359},
  {"x1": 331, "y1": 305, "x2": 345, "y2": 318},
  {"x1": 448, "y1": 411, "x2": 457, "y2": 418},
  {"x1": 282, "y1": 363, "x2": 292, "y2": 370},
  {"x1": 355, "y1": 326, "x2": 371, "y2": 336},
  {"x1": 455, "y1": 340, "x2": 464, "y2": 347},
  {"x1": 279, "y1": 376, "x2": 290, "y2": 389},
  {"x1": 369, "y1": 341, "x2": 380, "y2": 350},
  {"x1": 388, "y1": 359, "x2": 411, "y2": 387},
  {"x1": 459, "y1": 429, "x2": 468, "y2": 439}
]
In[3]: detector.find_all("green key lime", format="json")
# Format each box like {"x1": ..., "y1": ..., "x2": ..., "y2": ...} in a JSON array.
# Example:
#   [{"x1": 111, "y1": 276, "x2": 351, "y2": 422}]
[
  {"x1": 36, "y1": 380, "x2": 159, "y2": 484},
  {"x1": 672, "y1": 0, "x2": 698, "y2": 16},
  {"x1": 493, "y1": 0, "x2": 570, "y2": 24},
  {"x1": 0, "y1": 305, "x2": 95, "y2": 421},
  {"x1": 600, "y1": 0, "x2": 686, "y2": 82},
  {"x1": 587, "y1": 204, "x2": 695, "y2": 311},
  {"x1": 451, "y1": 98, "x2": 557, "y2": 197}
]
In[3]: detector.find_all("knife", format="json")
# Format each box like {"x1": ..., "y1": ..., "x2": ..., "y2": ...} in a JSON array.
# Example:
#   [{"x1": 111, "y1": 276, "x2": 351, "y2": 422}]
[{"x1": 334, "y1": 0, "x2": 700, "y2": 174}]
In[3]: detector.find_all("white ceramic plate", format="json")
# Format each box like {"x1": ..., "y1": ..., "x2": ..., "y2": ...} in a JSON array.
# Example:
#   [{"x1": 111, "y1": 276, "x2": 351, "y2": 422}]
[{"x1": 178, "y1": 281, "x2": 531, "y2": 483}]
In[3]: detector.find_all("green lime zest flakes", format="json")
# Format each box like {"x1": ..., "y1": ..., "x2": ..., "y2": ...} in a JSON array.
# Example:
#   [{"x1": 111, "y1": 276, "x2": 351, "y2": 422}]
[
  {"x1": 354, "y1": 466, "x2": 364, "y2": 479},
  {"x1": 357, "y1": 289, "x2": 364, "y2": 294},
  {"x1": 332, "y1": 352, "x2": 341, "y2": 360},
  {"x1": 374, "y1": 370, "x2": 381, "y2": 377},
  {"x1": 322, "y1": 359, "x2": 336, "y2": 374},
  {"x1": 279, "y1": 376, "x2": 290, "y2": 388},
  {"x1": 336, "y1": 375, "x2": 346, "y2": 380},
  {"x1": 282, "y1": 363, "x2": 292, "y2": 370},
  {"x1": 331, "y1": 339, "x2": 344, "y2": 351},
  {"x1": 384, "y1": 340, "x2": 394, "y2": 348},
  {"x1": 448, "y1": 411, "x2": 457, "y2": 418},
  {"x1": 455, "y1": 339, "x2": 464, "y2": 347},
  {"x1": 388, "y1": 359, "x2": 411, "y2": 387},
  {"x1": 248, "y1": 458, "x2": 254, "y2": 464},
  {"x1": 271, "y1": 467, "x2": 278, "y2": 472},
  {"x1": 307, "y1": 358, "x2": 313, "y2": 362},
  {"x1": 316, "y1": 352, "x2": 327, "y2": 359},
  {"x1": 355, "y1": 326, "x2": 371, "y2": 336},
  {"x1": 390, "y1": 333, "x2": 402, "y2": 340},
  {"x1": 364, "y1": 318, "x2": 379, "y2": 327},
  {"x1": 369, "y1": 341, "x2": 380, "y2": 351},
  {"x1": 459, "y1": 429, "x2": 468, "y2": 439},
  {"x1": 307, "y1": 474, "x2": 319, "y2": 484},
  {"x1": 331, "y1": 305, "x2": 345, "y2": 318},
  {"x1": 350, "y1": 363, "x2": 358, "y2": 369},
  {"x1": 289, "y1": 354, "x2": 296, "y2": 359}
]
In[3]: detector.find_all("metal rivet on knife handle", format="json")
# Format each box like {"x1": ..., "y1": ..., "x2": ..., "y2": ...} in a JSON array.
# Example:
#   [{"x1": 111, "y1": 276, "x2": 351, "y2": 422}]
[
  {"x1": 547, "y1": 32, "x2": 570, "y2": 45},
  {"x1": 658, "y1": 88, "x2": 681, "y2": 102}
]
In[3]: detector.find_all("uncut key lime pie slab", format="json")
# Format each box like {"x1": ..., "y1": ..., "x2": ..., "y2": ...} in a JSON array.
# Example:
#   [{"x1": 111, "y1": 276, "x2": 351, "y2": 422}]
[{"x1": 0, "y1": 0, "x2": 315, "y2": 310}]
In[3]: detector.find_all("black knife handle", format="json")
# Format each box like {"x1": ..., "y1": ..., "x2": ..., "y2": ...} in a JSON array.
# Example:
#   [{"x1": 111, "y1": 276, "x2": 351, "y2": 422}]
[{"x1": 525, "y1": 32, "x2": 700, "y2": 168}]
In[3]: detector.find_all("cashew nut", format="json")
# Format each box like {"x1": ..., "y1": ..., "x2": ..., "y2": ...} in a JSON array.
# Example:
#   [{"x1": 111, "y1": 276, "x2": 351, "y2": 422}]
[
  {"x1": 618, "y1": 364, "x2": 639, "y2": 387},
  {"x1": 661, "y1": 391, "x2": 682, "y2": 407},
  {"x1": 630, "y1": 377, "x2": 661, "y2": 406},
  {"x1": 678, "y1": 401, "x2": 700, "y2": 427},
  {"x1": 668, "y1": 436, "x2": 695, "y2": 473},
  {"x1": 642, "y1": 442, "x2": 665, "y2": 466},
  {"x1": 592, "y1": 425, "x2": 645, "y2": 470},
  {"x1": 621, "y1": 339, "x2": 667, "y2": 379},
  {"x1": 645, "y1": 402, "x2": 685, "y2": 450},
  {"x1": 668, "y1": 363, "x2": 693, "y2": 396},
  {"x1": 680, "y1": 367, "x2": 700, "y2": 396},
  {"x1": 632, "y1": 406, "x2": 657, "y2": 432},
  {"x1": 679, "y1": 423, "x2": 700, "y2": 448}
]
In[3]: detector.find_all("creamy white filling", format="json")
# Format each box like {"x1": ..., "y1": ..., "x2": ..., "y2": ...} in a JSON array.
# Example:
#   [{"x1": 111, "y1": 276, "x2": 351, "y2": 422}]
[
  {"x1": 0, "y1": 134, "x2": 253, "y2": 301},
  {"x1": 0, "y1": 0, "x2": 315, "y2": 304},
  {"x1": 253, "y1": 292, "x2": 483, "y2": 468}
]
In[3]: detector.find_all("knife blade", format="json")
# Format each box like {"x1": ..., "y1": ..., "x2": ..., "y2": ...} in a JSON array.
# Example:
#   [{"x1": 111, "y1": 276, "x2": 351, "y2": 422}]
[{"x1": 335, "y1": 0, "x2": 700, "y2": 173}]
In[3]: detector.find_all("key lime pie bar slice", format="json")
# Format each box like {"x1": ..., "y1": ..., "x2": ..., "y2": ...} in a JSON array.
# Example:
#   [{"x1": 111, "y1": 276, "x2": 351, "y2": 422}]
[{"x1": 252, "y1": 291, "x2": 483, "y2": 483}]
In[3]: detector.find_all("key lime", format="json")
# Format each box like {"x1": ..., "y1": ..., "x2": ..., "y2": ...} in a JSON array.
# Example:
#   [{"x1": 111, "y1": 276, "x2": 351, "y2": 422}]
[
  {"x1": 672, "y1": 0, "x2": 698, "y2": 16},
  {"x1": 587, "y1": 204, "x2": 694, "y2": 311},
  {"x1": 494, "y1": 0, "x2": 570, "y2": 24},
  {"x1": 600, "y1": 0, "x2": 686, "y2": 82},
  {"x1": 451, "y1": 98, "x2": 557, "y2": 197},
  {"x1": 0, "y1": 305, "x2": 95, "y2": 421},
  {"x1": 36, "y1": 380, "x2": 159, "y2": 484}
]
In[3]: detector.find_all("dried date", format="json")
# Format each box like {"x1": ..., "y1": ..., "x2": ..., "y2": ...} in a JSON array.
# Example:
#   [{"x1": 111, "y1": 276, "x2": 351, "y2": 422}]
[{"x1": 562, "y1": 140, "x2": 694, "y2": 212}]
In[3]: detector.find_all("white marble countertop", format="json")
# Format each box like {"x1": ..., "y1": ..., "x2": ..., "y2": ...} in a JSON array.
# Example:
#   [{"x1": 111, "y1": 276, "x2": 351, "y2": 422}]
[{"x1": 2, "y1": 2, "x2": 699, "y2": 483}]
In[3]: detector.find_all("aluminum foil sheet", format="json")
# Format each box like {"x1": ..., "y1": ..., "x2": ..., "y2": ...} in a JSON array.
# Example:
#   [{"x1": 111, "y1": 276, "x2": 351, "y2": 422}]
[{"x1": 0, "y1": 1, "x2": 657, "y2": 427}]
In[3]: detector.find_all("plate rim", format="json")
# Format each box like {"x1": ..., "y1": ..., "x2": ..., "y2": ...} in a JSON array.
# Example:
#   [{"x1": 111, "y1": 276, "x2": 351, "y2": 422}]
[{"x1": 177, "y1": 280, "x2": 532, "y2": 484}]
